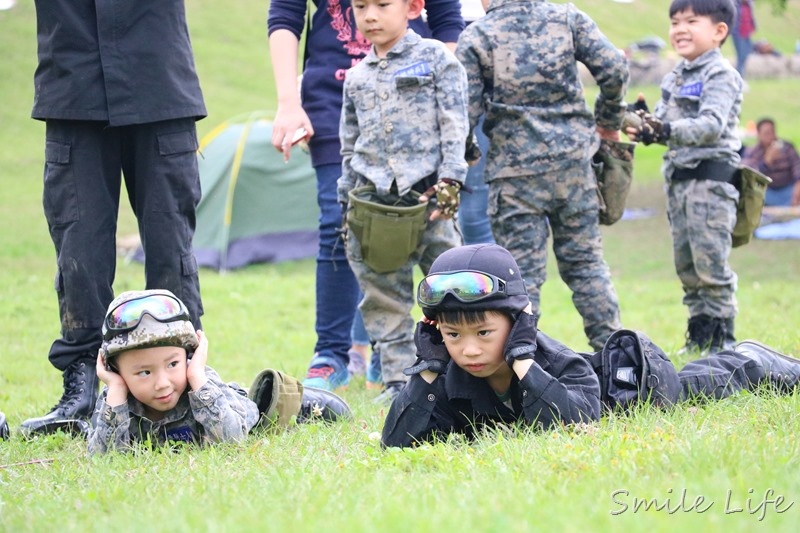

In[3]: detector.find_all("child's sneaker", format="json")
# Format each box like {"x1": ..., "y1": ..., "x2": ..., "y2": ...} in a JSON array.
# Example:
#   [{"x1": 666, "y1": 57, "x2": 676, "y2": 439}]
[
  {"x1": 302, "y1": 355, "x2": 350, "y2": 391},
  {"x1": 366, "y1": 351, "x2": 383, "y2": 390}
]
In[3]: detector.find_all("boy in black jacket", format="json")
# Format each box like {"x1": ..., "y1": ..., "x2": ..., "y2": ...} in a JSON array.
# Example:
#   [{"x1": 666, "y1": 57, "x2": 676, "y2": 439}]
[
  {"x1": 382, "y1": 244, "x2": 800, "y2": 448},
  {"x1": 381, "y1": 244, "x2": 601, "y2": 447}
]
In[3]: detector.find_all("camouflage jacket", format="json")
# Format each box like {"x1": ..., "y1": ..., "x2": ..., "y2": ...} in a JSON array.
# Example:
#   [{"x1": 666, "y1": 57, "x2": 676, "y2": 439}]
[
  {"x1": 654, "y1": 47, "x2": 743, "y2": 181},
  {"x1": 88, "y1": 366, "x2": 258, "y2": 455},
  {"x1": 338, "y1": 29, "x2": 469, "y2": 203},
  {"x1": 455, "y1": 0, "x2": 628, "y2": 180}
]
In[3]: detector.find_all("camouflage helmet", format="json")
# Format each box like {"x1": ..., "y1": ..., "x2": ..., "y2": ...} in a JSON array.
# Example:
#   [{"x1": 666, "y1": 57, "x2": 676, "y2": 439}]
[
  {"x1": 101, "y1": 289, "x2": 198, "y2": 360},
  {"x1": 419, "y1": 244, "x2": 531, "y2": 320}
]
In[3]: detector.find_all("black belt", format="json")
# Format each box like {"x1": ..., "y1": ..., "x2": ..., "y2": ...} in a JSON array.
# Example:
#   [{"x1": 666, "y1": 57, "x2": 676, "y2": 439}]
[{"x1": 671, "y1": 159, "x2": 738, "y2": 183}]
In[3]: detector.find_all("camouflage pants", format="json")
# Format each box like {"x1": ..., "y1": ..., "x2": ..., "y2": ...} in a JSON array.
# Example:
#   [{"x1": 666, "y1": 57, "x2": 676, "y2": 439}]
[
  {"x1": 667, "y1": 179, "x2": 739, "y2": 319},
  {"x1": 488, "y1": 164, "x2": 621, "y2": 350},
  {"x1": 346, "y1": 207, "x2": 462, "y2": 383}
]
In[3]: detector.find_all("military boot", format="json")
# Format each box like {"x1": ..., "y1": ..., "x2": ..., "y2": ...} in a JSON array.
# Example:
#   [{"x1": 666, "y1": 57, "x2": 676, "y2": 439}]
[
  {"x1": 297, "y1": 386, "x2": 353, "y2": 424},
  {"x1": 680, "y1": 315, "x2": 732, "y2": 356},
  {"x1": 20, "y1": 358, "x2": 98, "y2": 438},
  {"x1": 678, "y1": 315, "x2": 712, "y2": 355},
  {"x1": 0, "y1": 411, "x2": 8, "y2": 440},
  {"x1": 736, "y1": 340, "x2": 800, "y2": 391},
  {"x1": 705, "y1": 317, "x2": 730, "y2": 356}
]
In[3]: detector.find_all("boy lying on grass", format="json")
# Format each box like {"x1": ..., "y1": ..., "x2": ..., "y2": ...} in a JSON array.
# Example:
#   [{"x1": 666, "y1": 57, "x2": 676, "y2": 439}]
[
  {"x1": 89, "y1": 289, "x2": 350, "y2": 454},
  {"x1": 382, "y1": 244, "x2": 800, "y2": 447}
]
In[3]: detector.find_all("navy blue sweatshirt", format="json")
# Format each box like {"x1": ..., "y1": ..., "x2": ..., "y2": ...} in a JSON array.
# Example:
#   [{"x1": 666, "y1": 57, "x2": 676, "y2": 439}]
[{"x1": 268, "y1": 0, "x2": 464, "y2": 167}]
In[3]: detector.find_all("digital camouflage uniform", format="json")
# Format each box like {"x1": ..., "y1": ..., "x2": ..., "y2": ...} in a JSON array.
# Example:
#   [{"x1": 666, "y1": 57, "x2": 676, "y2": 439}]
[
  {"x1": 654, "y1": 48, "x2": 742, "y2": 320},
  {"x1": 339, "y1": 30, "x2": 469, "y2": 384},
  {"x1": 88, "y1": 367, "x2": 258, "y2": 455},
  {"x1": 455, "y1": 0, "x2": 628, "y2": 350}
]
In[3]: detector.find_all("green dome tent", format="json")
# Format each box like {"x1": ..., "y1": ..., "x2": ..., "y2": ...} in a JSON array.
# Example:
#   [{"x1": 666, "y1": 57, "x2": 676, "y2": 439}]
[{"x1": 192, "y1": 112, "x2": 319, "y2": 271}]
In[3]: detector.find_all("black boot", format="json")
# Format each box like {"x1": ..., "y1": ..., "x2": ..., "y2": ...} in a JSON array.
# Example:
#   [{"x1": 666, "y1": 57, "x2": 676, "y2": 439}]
[
  {"x1": 735, "y1": 340, "x2": 800, "y2": 391},
  {"x1": 0, "y1": 411, "x2": 8, "y2": 440},
  {"x1": 297, "y1": 386, "x2": 353, "y2": 423},
  {"x1": 680, "y1": 315, "x2": 712, "y2": 355},
  {"x1": 681, "y1": 315, "x2": 730, "y2": 356},
  {"x1": 20, "y1": 358, "x2": 98, "y2": 438}
]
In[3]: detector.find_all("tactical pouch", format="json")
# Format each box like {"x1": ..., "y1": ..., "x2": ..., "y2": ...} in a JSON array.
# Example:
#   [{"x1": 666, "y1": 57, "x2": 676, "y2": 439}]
[
  {"x1": 248, "y1": 369, "x2": 304, "y2": 430},
  {"x1": 582, "y1": 329, "x2": 681, "y2": 412},
  {"x1": 592, "y1": 140, "x2": 635, "y2": 225},
  {"x1": 347, "y1": 184, "x2": 428, "y2": 273},
  {"x1": 731, "y1": 165, "x2": 772, "y2": 248}
]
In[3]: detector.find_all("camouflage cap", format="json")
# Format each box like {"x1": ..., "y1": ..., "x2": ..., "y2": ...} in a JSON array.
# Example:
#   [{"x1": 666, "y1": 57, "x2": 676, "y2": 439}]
[{"x1": 101, "y1": 289, "x2": 198, "y2": 359}]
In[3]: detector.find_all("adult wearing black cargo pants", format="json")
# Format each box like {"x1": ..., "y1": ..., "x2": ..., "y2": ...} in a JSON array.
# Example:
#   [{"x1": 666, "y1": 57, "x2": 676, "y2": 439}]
[{"x1": 22, "y1": 0, "x2": 207, "y2": 437}]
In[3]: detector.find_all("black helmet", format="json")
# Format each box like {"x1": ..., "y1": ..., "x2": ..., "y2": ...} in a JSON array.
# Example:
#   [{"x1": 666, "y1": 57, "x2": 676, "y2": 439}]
[{"x1": 418, "y1": 244, "x2": 530, "y2": 320}]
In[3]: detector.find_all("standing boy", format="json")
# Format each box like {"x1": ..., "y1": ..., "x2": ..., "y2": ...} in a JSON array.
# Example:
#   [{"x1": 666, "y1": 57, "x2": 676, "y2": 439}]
[
  {"x1": 268, "y1": 0, "x2": 464, "y2": 393},
  {"x1": 382, "y1": 244, "x2": 800, "y2": 448},
  {"x1": 338, "y1": 0, "x2": 469, "y2": 401},
  {"x1": 455, "y1": 0, "x2": 629, "y2": 351},
  {"x1": 626, "y1": 0, "x2": 743, "y2": 354},
  {"x1": 89, "y1": 290, "x2": 351, "y2": 454},
  {"x1": 24, "y1": 1, "x2": 207, "y2": 437}
]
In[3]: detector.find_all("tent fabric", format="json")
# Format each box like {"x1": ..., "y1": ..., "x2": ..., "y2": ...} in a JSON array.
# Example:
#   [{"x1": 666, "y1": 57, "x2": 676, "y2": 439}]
[{"x1": 191, "y1": 112, "x2": 319, "y2": 270}]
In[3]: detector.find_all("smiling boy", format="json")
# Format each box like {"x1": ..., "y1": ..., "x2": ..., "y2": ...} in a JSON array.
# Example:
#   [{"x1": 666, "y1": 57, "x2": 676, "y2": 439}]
[
  {"x1": 625, "y1": 0, "x2": 743, "y2": 355},
  {"x1": 89, "y1": 290, "x2": 351, "y2": 454}
]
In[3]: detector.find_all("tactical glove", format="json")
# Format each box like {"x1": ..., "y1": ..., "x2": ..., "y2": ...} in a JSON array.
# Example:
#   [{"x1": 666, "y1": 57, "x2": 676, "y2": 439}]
[
  {"x1": 503, "y1": 312, "x2": 539, "y2": 367},
  {"x1": 404, "y1": 321, "x2": 450, "y2": 375},
  {"x1": 630, "y1": 110, "x2": 671, "y2": 146},
  {"x1": 422, "y1": 178, "x2": 463, "y2": 219}
]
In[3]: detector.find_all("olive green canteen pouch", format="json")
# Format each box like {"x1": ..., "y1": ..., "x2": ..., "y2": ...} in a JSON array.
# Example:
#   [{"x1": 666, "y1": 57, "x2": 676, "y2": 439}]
[
  {"x1": 248, "y1": 369, "x2": 304, "y2": 429},
  {"x1": 732, "y1": 165, "x2": 771, "y2": 248},
  {"x1": 347, "y1": 184, "x2": 428, "y2": 273},
  {"x1": 592, "y1": 139, "x2": 636, "y2": 225}
]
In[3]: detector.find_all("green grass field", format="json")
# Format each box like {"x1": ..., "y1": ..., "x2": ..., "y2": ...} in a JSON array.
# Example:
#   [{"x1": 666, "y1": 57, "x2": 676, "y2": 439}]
[{"x1": 2, "y1": 1, "x2": 800, "y2": 531}]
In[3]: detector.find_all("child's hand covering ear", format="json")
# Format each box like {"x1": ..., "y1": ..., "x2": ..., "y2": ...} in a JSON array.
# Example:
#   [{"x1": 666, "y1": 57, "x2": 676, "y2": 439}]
[
  {"x1": 404, "y1": 320, "x2": 450, "y2": 375},
  {"x1": 503, "y1": 312, "x2": 538, "y2": 367}
]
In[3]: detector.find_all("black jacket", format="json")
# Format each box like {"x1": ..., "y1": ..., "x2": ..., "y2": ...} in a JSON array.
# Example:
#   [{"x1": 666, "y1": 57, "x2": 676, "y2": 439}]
[
  {"x1": 32, "y1": 0, "x2": 206, "y2": 125},
  {"x1": 381, "y1": 332, "x2": 602, "y2": 448}
]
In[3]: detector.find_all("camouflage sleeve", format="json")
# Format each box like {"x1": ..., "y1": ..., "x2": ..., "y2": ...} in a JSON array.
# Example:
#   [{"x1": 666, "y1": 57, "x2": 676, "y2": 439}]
[
  {"x1": 188, "y1": 367, "x2": 259, "y2": 444},
  {"x1": 338, "y1": 77, "x2": 360, "y2": 205},
  {"x1": 668, "y1": 66, "x2": 740, "y2": 146},
  {"x1": 87, "y1": 391, "x2": 132, "y2": 455},
  {"x1": 455, "y1": 29, "x2": 486, "y2": 140},
  {"x1": 569, "y1": 6, "x2": 628, "y2": 130},
  {"x1": 434, "y1": 47, "x2": 470, "y2": 183}
]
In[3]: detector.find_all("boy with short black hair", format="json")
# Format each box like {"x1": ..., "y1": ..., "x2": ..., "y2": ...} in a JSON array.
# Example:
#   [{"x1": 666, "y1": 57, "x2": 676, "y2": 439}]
[
  {"x1": 626, "y1": 0, "x2": 743, "y2": 355},
  {"x1": 381, "y1": 244, "x2": 601, "y2": 447},
  {"x1": 338, "y1": 0, "x2": 469, "y2": 402},
  {"x1": 382, "y1": 244, "x2": 800, "y2": 448},
  {"x1": 89, "y1": 290, "x2": 351, "y2": 455}
]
